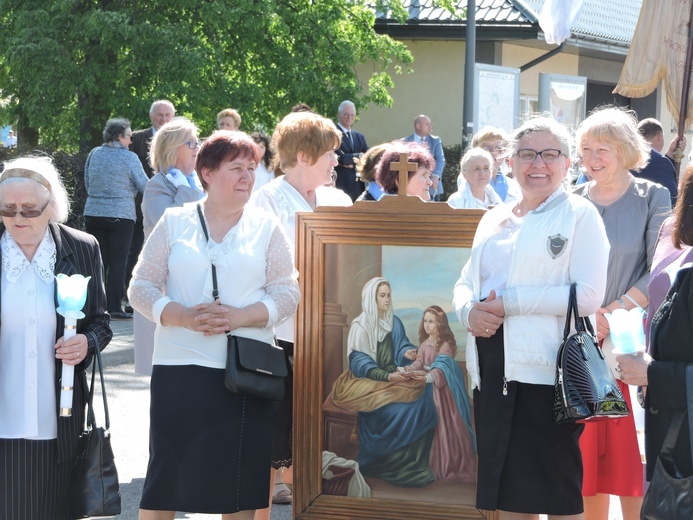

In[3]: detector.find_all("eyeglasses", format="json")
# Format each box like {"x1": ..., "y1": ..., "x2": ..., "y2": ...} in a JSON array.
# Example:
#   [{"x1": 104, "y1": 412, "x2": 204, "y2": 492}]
[
  {"x1": 184, "y1": 140, "x2": 201, "y2": 150},
  {"x1": 515, "y1": 149, "x2": 564, "y2": 163},
  {"x1": 0, "y1": 201, "x2": 50, "y2": 219}
]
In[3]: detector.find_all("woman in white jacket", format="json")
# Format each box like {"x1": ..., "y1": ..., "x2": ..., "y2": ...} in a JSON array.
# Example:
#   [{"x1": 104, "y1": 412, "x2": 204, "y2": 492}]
[{"x1": 453, "y1": 116, "x2": 610, "y2": 519}]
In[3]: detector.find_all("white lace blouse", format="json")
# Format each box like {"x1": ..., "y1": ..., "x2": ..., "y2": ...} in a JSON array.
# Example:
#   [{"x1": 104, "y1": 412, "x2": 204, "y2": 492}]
[
  {"x1": 128, "y1": 202, "x2": 300, "y2": 369},
  {"x1": 0, "y1": 230, "x2": 58, "y2": 439}
]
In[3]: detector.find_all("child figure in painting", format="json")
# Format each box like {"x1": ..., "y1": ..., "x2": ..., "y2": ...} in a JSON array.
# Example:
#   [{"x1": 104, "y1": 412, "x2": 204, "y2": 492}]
[{"x1": 407, "y1": 305, "x2": 477, "y2": 483}]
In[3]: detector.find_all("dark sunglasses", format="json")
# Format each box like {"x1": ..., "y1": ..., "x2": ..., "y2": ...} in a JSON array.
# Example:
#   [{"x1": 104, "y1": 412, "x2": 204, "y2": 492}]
[{"x1": 0, "y1": 201, "x2": 50, "y2": 219}]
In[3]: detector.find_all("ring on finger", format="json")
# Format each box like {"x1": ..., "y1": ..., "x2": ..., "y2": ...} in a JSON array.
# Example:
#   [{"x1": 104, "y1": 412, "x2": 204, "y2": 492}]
[
  {"x1": 615, "y1": 364, "x2": 622, "y2": 373},
  {"x1": 619, "y1": 373, "x2": 625, "y2": 381},
  {"x1": 485, "y1": 328, "x2": 489, "y2": 334}
]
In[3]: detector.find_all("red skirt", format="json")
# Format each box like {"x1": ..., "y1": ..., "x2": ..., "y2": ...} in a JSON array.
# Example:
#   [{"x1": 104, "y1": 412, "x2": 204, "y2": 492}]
[{"x1": 579, "y1": 379, "x2": 643, "y2": 497}]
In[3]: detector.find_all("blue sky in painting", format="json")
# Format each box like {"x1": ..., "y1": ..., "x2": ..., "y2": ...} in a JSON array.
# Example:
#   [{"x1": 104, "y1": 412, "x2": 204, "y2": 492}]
[{"x1": 382, "y1": 245, "x2": 471, "y2": 355}]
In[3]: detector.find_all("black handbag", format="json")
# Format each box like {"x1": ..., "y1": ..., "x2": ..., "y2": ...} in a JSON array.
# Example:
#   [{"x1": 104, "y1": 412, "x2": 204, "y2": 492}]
[
  {"x1": 225, "y1": 335, "x2": 288, "y2": 401},
  {"x1": 552, "y1": 283, "x2": 630, "y2": 424},
  {"x1": 196, "y1": 204, "x2": 288, "y2": 402},
  {"x1": 640, "y1": 363, "x2": 693, "y2": 519},
  {"x1": 68, "y1": 344, "x2": 121, "y2": 518}
]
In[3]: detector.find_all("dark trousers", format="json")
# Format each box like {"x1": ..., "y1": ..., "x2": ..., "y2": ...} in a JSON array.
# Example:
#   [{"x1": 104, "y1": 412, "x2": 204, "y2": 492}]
[
  {"x1": 125, "y1": 216, "x2": 144, "y2": 291},
  {"x1": 84, "y1": 215, "x2": 134, "y2": 313}
]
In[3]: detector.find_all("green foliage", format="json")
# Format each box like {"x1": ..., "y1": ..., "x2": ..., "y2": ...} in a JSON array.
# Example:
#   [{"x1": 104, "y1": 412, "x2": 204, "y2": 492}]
[
  {"x1": 441, "y1": 143, "x2": 462, "y2": 201},
  {"x1": 0, "y1": 0, "x2": 458, "y2": 151}
]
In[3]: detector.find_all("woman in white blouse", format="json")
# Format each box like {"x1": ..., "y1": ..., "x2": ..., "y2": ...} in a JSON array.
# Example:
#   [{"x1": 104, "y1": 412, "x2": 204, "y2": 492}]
[
  {"x1": 448, "y1": 147, "x2": 503, "y2": 210},
  {"x1": 0, "y1": 156, "x2": 111, "y2": 520},
  {"x1": 249, "y1": 111, "x2": 351, "y2": 517},
  {"x1": 129, "y1": 131, "x2": 300, "y2": 520}
]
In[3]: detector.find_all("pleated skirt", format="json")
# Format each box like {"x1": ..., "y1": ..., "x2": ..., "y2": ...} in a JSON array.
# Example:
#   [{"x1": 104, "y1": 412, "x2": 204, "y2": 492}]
[
  {"x1": 474, "y1": 326, "x2": 585, "y2": 515},
  {"x1": 140, "y1": 364, "x2": 274, "y2": 513},
  {"x1": 0, "y1": 438, "x2": 72, "y2": 520}
]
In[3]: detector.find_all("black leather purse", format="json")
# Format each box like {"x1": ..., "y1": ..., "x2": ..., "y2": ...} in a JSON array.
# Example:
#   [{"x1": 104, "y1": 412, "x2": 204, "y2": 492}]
[
  {"x1": 552, "y1": 283, "x2": 629, "y2": 424},
  {"x1": 68, "y1": 344, "x2": 121, "y2": 518},
  {"x1": 225, "y1": 335, "x2": 288, "y2": 401},
  {"x1": 197, "y1": 204, "x2": 288, "y2": 402}
]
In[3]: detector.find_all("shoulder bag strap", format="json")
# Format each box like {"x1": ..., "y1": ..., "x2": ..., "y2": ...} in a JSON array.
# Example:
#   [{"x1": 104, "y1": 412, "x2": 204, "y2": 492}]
[
  {"x1": 660, "y1": 364, "x2": 693, "y2": 459},
  {"x1": 686, "y1": 365, "x2": 693, "y2": 465},
  {"x1": 85, "y1": 344, "x2": 110, "y2": 431},
  {"x1": 196, "y1": 203, "x2": 219, "y2": 301},
  {"x1": 563, "y1": 283, "x2": 577, "y2": 340}
]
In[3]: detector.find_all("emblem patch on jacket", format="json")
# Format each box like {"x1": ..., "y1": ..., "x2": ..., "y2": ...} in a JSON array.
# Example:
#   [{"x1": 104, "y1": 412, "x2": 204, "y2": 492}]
[{"x1": 547, "y1": 234, "x2": 568, "y2": 259}]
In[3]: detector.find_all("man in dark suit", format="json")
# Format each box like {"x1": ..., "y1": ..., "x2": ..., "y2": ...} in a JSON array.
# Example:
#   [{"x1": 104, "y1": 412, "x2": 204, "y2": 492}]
[
  {"x1": 634, "y1": 118, "x2": 684, "y2": 206},
  {"x1": 125, "y1": 100, "x2": 175, "y2": 301},
  {"x1": 403, "y1": 115, "x2": 446, "y2": 200},
  {"x1": 335, "y1": 100, "x2": 368, "y2": 201},
  {"x1": 130, "y1": 100, "x2": 175, "y2": 177}
]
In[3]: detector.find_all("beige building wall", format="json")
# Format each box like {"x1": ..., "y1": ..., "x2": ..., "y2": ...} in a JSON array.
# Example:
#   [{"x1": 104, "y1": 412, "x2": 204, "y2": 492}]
[
  {"x1": 355, "y1": 40, "x2": 466, "y2": 148},
  {"x1": 356, "y1": 39, "x2": 682, "y2": 159}
]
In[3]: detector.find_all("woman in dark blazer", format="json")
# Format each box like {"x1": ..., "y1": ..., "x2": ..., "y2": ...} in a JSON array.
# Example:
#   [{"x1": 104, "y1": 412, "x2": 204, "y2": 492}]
[
  {"x1": 0, "y1": 156, "x2": 111, "y2": 520},
  {"x1": 618, "y1": 164, "x2": 693, "y2": 482}
]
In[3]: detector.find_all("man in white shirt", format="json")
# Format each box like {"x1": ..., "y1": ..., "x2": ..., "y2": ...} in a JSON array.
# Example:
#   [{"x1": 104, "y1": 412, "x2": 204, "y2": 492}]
[{"x1": 4, "y1": 130, "x2": 16, "y2": 148}]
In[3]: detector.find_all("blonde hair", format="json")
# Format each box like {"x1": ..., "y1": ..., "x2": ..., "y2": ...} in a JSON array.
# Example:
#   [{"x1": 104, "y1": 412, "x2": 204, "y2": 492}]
[
  {"x1": 356, "y1": 144, "x2": 390, "y2": 183},
  {"x1": 150, "y1": 117, "x2": 198, "y2": 173},
  {"x1": 471, "y1": 126, "x2": 509, "y2": 148},
  {"x1": 0, "y1": 156, "x2": 70, "y2": 223},
  {"x1": 575, "y1": 106, "x2": 649, "y2": 171},
  {"x1": 272, "y1": 112, "x2": 341, "y2": 170},
  {"x1": 216, "y1": 108, "x2": 241, "y2": 129}
]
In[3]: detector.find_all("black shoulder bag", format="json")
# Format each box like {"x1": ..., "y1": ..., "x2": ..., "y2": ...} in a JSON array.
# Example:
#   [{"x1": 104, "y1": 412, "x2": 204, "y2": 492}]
[
  {"x1": 553, "y1": 282, "x2": 630, "y2": 424},
  {"x1": 196, "y1": 204, "x2": 287, "y2": 401},
  {"x1": 68, "y1": 344, "x2": 121, "y2": 518}
]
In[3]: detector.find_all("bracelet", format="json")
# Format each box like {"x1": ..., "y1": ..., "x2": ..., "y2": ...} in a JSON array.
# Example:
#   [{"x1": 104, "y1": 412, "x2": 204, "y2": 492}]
[
  {"x1": 617, "y1": 297, "x2": 627, "y2": 309},
  {"x1": 622, "y1": 293, "x2": 642, "y2": 309}
]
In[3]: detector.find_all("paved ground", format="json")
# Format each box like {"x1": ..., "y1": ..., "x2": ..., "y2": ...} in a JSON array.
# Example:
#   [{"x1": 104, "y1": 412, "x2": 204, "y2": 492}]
[
  {"x1": 99, "y1": 319, "x2": 291, "y2": 520},
  {"x1": 102, "y1": 319, "x2": 623, "y2": 520}
]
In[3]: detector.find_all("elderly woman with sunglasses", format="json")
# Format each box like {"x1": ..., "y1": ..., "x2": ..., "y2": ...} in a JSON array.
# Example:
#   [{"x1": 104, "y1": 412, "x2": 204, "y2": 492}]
[
  {"x1": 134, "y1": 117, "x2": 205, "y2": 376},
  {"x1": 0, "y1": 157, "x2": 111, "y2": 520},
  {"x1": 453, "y1": 116, "x2": 609, "y2": 519}
]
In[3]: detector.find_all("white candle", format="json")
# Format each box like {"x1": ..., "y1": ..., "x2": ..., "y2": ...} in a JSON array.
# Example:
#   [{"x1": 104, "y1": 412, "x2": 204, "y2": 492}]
[{"x1": 55, "y1": 274, "x2": 91, "y2": 417}]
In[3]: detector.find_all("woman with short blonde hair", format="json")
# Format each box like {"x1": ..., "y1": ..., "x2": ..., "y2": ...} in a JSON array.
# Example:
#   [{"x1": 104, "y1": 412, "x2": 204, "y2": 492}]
[
  {"x1": 573, "y1": 105, "x2": 670, "y2": 520},
  {"x1": 135, "y1": 117, "x2": 204, "y2": 376}
]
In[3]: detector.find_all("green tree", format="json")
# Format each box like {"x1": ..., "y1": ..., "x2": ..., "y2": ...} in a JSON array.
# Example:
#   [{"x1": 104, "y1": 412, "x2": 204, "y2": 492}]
[{"x1": 0, "y1": 0, "x2": 456, "y2": 151}]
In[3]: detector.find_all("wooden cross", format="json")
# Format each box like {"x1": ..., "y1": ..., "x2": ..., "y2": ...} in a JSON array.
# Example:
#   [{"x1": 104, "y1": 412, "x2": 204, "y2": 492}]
[{"x1": 389, "y1": 152, "x2": 418, "y2": 196}]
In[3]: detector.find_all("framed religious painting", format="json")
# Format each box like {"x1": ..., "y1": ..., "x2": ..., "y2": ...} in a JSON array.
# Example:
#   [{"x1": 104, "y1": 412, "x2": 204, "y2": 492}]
[{"x1": 293, "y1": 195, "x2": 497, "y2": 520}]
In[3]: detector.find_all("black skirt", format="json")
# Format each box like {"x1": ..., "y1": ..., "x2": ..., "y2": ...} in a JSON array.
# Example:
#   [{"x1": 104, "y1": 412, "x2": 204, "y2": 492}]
[
  {"x1": 474, "y1": 326, "x2": 584, "y2": 515},
  {"x1": 0, "y1": 438, "x2": 72, "y2": 520},
  {"x1": 140, "y1": 364, "x2": 274, "y2": 514}
]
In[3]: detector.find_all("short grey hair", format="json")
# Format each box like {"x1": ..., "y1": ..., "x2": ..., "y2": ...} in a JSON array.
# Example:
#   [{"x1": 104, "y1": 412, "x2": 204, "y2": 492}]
[
  {"x1": 0, "y1": 156, "x2": 71, "y2": 223},
  {"x1": 149, "y1": 99, "x2": 175, "y2": 115},
  {"x1": 510, "y1": 114, "x2": 572, "y2": 158},
  {"x1": 338, "y1": 100, "x2": 355, "y2": 114},
  {"x1": 103, "y1": 118, "x2": 131, "y2": 143}
]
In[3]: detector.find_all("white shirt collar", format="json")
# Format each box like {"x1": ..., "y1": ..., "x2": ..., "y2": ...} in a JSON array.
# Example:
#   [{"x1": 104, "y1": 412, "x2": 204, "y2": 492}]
[{"x1": 2, "y1": 229, "x2": 56, "y2": 284}]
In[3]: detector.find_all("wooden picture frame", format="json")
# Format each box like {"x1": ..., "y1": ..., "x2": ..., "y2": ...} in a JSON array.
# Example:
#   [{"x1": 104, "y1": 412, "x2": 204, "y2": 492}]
[{"x1": 294, "y1": 196, "x2": 496, "y2": 520}]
